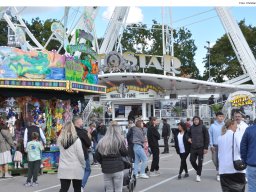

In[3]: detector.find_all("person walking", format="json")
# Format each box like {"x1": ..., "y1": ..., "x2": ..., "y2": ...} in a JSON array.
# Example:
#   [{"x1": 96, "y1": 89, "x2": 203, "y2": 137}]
[
  {"x1": 208, "y1": 112, "x2": 225, "y2": 181},
  {"x1": 126, "y1": 120, "x2": 136, "y2": 162},
  {"x1": 95, "y1": 121, "x2": 128, "y2": 192},
  {"x1": 88, "y1": 123, "x2": 98, "y2": 165},
  {"x1": 147, "y1": 117, "x2": 160, "y2": 176},
  {"x1": 188, "y1": 116, "x2": 209, "y2": 182},
  {"x1": 24, "y1": 132, "x2": 44, "y2": 187},
  {"x1": 161, "y1": 119, "x2": 170, "y2": 154},
  {"x1": 218, "y1": 119, "x2": 246, "y2": 192},
  {"x1": 58, "y1": 121, "x2": 85, "y2": 192},
  {"x1": 73, "y1": 116, "x2": 91, "y2": 191},
  {"x1": 0, "y1": 119, "x2": 14, "y2": 178},
  {"x1": 240, "y1": 122, "x2": 256, "y2": 192},
  {"x1": 132, "y1": 120, "x2": 149, "y2": 179},
  {"x1": 174, "y1": 122, "x2": 190, "y2": 179}
]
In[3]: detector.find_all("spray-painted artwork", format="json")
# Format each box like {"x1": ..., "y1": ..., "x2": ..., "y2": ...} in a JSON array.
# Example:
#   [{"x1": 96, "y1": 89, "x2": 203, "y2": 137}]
[{"x1": 0, "y1": 47, "x2": 66, "y2": 80}]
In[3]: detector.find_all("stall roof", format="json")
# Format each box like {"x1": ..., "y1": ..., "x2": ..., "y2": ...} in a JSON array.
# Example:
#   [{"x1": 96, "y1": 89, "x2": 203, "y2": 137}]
[
  {"x1": 0, "y1": 78, "x2": 106, "y2": 95},
  {"x1": 99, "y1": 73, "x2": 255, "y2": 95}
]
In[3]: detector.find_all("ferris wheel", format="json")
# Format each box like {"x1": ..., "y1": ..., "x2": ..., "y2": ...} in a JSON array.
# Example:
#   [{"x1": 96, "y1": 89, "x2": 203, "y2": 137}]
[
  {"x1": 0, "y1": 7, "x2": 100, "y2": 53},
  {"x1": 1, "y1": 6, "x2": 256, "y2": 87}
]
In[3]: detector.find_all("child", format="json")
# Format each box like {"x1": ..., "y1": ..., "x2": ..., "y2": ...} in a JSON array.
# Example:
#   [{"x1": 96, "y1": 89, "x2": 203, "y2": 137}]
[
  {"x1": 24, "y1": 132, "x2": 44, "y2": 187},
  {"x1": 13, "y1": 140, "x2": 23, "y2": 169}
]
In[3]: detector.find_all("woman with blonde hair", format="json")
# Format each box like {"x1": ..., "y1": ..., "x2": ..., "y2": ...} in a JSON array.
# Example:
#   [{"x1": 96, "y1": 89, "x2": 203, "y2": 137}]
[
  {"x1": 57, "y1": 121, "x2": 85, "y2": 192},
  {"x1": 218, "y1": 119, "x2": 246, "y2": 192},
  {"x1": 95, "y1": 121, "x2": 128, "y2": 192}
]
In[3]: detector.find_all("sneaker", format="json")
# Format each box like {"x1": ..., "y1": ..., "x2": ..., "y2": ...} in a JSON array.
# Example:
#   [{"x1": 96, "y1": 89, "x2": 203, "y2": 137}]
[
  {"x1": 196, "y1": 175, "x2": 201, "y2": 182},
  {"x1": 217, "y1": 174, "x2": 220, "y2": 182},
  {"x1": 24, "y1": 182, "x2": 32, "y2": 187},
  {"x1": 140, "y1": 173, "x2": 149, "y2": 179},
  {"x1": 135, "y1": 174, "x2": 139, "y2": 179},
  {"x1": 155, "y1": 171, "x2": 160, "y2": 176},
  {"x1": 178, "y1": 174, "x2": 181, "y2": 179},
  {"x1": 184, "y1": 173, "x2": 189, "y2": 178},
  {"x1": 4, "y1": 173, "x2": 13, "y2": 178},
  {"x1": 31, "y1": 182, "x2": 39, "y2": 187},
  {"x1": 149, "y1": 171, "x2": 159, "y2": 177}
]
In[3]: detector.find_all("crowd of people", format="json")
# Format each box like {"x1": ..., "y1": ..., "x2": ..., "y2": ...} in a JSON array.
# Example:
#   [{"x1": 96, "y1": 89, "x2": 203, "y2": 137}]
[{"x1": 0, "y1": 110, "x2": 256, "y2": 192}]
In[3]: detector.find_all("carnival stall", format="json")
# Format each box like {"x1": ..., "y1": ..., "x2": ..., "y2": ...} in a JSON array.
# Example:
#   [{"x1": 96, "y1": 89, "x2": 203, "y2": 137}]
[
  {"x1": 0, "y1": 28, "x2": 106, "y2": 174},
  {"x1": 222, "y1": 91, "x2": 256, "y2": 121}
]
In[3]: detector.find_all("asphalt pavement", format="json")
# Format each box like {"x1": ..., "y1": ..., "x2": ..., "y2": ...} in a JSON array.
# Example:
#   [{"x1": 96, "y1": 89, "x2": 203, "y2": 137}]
[{"x1": 0, "y1": 147, "x2": 230, "y2": 192}]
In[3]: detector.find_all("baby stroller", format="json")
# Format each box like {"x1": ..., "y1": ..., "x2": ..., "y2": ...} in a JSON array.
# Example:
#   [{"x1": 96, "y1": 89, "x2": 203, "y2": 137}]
[{"x1": 123, "y1": 157, "x2": 136, "y2": 192}]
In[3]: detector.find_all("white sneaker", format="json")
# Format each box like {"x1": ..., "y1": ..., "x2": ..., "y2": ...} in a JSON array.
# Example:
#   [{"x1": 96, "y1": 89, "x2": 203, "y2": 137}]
[
  {"x1": 196, "y1": 175, "x2": 201, "y2": 182},
  {"x1": 217, "y1": 174, "x2": 220, "y2": 181},
  {"x1": 155, "y1": 171, "x2": 160, "y2": 176},
  {"x1": 149, "y1": 171, "x2": 159, "y2": 177},
  {"x1": 140, "y1": 173, "x2": 149, "y2": 179}
]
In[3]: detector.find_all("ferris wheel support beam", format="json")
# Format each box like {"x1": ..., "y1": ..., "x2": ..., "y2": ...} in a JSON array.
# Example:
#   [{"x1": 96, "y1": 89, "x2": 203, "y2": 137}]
[
  {"x1": 13, "y1": 7, "x2": 44, "y2": 50},
  {"x1": 216, "y1": 7, "x2": 256, "y2": 86}
]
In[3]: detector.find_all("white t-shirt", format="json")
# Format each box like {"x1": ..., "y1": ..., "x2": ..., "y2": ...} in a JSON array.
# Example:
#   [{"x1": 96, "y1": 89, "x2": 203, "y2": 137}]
[
  {"x1": 178, "y1": 132, "x2": 185, "y2": 153},
  {"x1": 236, "y1": 121, "x2": 248, "y2": 145}
]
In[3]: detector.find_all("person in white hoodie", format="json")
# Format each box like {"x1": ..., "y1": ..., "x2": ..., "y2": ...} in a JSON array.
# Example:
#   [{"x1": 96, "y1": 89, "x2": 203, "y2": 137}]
[
  {"x1": 208, "y1": 112, "x2": 225, "y2": 181},
  {"x1": 57, "y1": 121, "x2": 85, "y2": 192}
]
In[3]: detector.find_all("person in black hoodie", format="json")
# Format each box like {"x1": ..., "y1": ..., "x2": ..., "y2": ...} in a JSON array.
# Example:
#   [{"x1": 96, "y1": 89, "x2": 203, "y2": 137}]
[
  {"x1": 187, "y1": 116, "x2": 209, "y2": 182},
  {"x1": 174, "y1": 122, "x2": 191, "y2": 179},
  {"x1": 147, "y1": 117, "x2": 161, "y2": 176},
  {"x1": 161, "y1": 119, "x2": 171, "y2": 154},
  {"x1": 73, "y1": 116, "x2": 91, "y2": 191},
  {"x1": 95, "y1": 121, "x2": 128, "y2": 192}
]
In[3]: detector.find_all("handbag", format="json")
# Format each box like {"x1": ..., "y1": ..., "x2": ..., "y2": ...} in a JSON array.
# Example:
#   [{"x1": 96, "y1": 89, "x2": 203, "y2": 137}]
[{"x1": 232, "y1": 133, "x2": 247, "y2": 171}]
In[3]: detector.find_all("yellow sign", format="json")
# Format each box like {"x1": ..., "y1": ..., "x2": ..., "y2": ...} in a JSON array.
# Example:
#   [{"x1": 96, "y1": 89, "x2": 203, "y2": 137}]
[{"x1": 230, "y1": 95, "x2": 253, "y2": 107}]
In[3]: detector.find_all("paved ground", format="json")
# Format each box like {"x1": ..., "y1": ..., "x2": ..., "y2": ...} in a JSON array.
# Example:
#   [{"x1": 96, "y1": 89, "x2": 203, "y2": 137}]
[{"x1": 0, "y1": 146, "x2": 231, "y2": 192}]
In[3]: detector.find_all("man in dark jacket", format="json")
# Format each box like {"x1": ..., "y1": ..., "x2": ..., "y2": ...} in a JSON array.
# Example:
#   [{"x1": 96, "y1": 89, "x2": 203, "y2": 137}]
[
  {"x1": 240, "y1": 124, "x2": 256, "y2": 192},
  {"x1": 161, "y1": 119, "x2": 171, "y2": 154},
  {"x1": 96, "y1": 122, "x2": 107, "y2": 142},
  {"x1": 73, "y1": 116, "x2": 91, "y2": 191},
  {"x1": 188, "y1": 116, "x2": 209, "y2": 182},
  {"x1": 147, "y1": 117, "x2": 160, "y2": 176}
]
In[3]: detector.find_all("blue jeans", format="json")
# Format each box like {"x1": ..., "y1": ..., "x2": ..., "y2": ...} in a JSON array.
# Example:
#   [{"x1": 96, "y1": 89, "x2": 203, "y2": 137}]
[
  {"x1": 247, "y1": 165, "x2": 256, "y2": 192},
  {"x1": 82, "y1": 158, "x2": 91, "y2": 188},
  {"x1": 133, "y1": 144, "x2": 147, "y2": 175}
]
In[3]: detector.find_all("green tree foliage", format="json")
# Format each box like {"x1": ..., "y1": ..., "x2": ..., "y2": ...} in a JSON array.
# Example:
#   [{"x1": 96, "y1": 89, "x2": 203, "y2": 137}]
[
  {"x1": 121, "y1": 20, "x2": 199, "y2": 77},
  {"x1": 25, "y1": 17, "x2": 64, "y2": 53},
  {"x1": 0, "y1": 20, "x2": 8, "y2": 45},
  {"x1": 202, "y1": 20, "x2": 256, "y2": 82}
]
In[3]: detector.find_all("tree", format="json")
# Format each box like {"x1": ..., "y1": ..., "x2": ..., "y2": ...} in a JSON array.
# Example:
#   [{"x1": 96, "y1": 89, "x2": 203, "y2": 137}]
[
  {"x1": 202, "y1": 20, "x2": 256, "y2": 82},
  {"x1": 121, "y1": 20, "x2": 199, "y2": 77},
  {"x1": 0, "y1": 20, "x2": 8, "y2": 46},
  {"x1": 26, "y1": 17, "x2": 64, "y2": 53},
  {"x1": 173, "y1": 27, "x2": 199, "y2": 78}
]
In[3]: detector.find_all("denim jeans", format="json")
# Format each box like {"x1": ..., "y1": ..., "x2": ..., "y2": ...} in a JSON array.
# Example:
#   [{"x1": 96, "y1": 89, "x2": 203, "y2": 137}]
[
  {"x1": 133, "y1": 144, "x2": 148, "y2": 175},
  {"x1": 104, "y1": 171, "x2": 123, "y2": 192},
  {"x1": 247, "y1": 165, "x2": 256, "y2": 192},
  {"x1": 82, "y1": 158, "x2": 91, "y2": 188}
]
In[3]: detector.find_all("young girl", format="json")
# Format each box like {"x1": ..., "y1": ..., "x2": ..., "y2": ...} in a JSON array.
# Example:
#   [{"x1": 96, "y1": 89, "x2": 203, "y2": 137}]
[
  {"x1": 24, "y1": 132, "x2": 44, "y2": 187},
  {"x1": 13, "y1": 139, "x2": 23, "y2": 169},
  {"x1": 174, "y1": 122, "x2": 191, "y2": 179}
]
